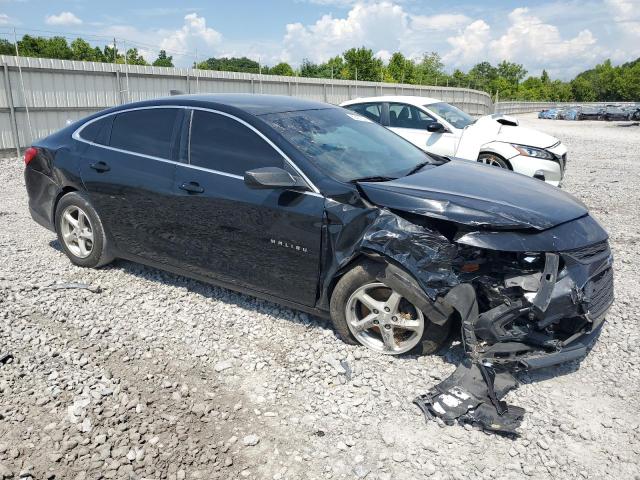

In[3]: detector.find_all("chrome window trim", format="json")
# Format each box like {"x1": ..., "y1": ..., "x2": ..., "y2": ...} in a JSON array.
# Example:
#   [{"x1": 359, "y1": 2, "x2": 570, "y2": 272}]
[{"x1": 72, "y1": 104, "x2": 321, "y2": 194}]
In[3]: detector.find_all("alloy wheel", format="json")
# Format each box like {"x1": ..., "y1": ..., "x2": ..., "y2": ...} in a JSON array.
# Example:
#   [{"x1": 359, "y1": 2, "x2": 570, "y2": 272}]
[
  {"x1": 60, "y1": 205, "x2": 94, "y2": 259},
  {"x1": 345, "y1": 282, "x2": 425, "y2": 355}
]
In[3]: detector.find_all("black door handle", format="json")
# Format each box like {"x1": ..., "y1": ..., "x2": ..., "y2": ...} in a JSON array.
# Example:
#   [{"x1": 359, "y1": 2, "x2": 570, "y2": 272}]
[
  {"x1": 89, "y1": 161, "x2": 110, "y2": 173},
  {"x1": 179, "y1": 181, "x2": 204, "y2": 194}
]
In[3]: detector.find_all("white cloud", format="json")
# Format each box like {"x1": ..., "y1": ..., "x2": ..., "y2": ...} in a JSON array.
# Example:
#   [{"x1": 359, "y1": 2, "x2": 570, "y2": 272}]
[
  {"x1": 443, "y1": 20, "x2": 491, "y2": 67},
  {"x1": 281, "y1": 1, "x2": 474, "y2": 63},
  {"x1": 159, "y1": 13, "x2": 222, "y2": 55},
  {"x1": 486, "y1": 8, "x2": 599, "y2": 76},
  {"x1": 0, "y1": 13, "x2": 10, "y2": 25},
  {"x1": 410, "y1": 14, "x2": 471, "y2": 32},
  {"x1": 45, "y1": 11, "x2": 83, "y2": 26},
  {"x1": 282, "y1": 2, "x2": 408, "y2": 62}
]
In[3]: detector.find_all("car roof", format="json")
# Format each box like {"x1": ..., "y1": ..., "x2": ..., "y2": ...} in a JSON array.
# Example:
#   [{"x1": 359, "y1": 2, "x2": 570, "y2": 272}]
[
  {"x1": 340, "y1": 95, "x2": 442, "y2": 107},
  {"x1": 110, "y1": 93, "x2": 336, "y2": 116}
]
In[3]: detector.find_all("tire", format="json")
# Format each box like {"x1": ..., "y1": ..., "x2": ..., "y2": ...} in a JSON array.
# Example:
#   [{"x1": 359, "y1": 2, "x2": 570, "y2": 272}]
[
  {"x1": 329, "y1": 261, "x2": 451, "y2": 356},
  {"x1": 54, "y1": 191, "x2": 113, "y2": 268},
  {"x1": 477, "y1": 152, "x2": 510, "y2": 169}
]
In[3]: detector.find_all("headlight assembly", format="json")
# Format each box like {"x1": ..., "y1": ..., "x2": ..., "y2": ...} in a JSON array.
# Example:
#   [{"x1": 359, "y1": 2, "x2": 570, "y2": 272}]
[{"x1": 511, "y1": 144, "x2": 555, "y2": 160}]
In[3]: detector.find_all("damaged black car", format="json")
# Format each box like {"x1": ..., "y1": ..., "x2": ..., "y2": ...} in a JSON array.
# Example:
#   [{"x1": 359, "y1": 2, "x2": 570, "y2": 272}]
[{"x1": 25, "y1": 94, "x2": 614, "y2": 433}]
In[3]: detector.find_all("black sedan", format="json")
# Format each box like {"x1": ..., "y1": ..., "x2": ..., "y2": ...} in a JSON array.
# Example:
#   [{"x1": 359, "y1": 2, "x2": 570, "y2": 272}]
[{"x1": 24, "y1": 94, "x2": 613, "y2": 366}]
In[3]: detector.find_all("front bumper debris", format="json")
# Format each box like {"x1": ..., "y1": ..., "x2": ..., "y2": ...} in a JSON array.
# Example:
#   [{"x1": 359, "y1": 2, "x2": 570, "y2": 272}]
[{"x1": 414, "y1": 247, "x2": 614, "y2": 436}]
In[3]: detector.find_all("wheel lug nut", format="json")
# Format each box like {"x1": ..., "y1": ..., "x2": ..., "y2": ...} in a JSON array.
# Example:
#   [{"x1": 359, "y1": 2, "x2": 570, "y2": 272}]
[
  {"x1": 373, "y1": 309, "x2": 379, "y2": 314},
  {"x1": 373, "y1": 319, "x2": 379, "y2": 325},
  {"x1": 392, "y1": 316, "x2": 397, "y2": 321},
  {"x1": 384, "y1": 307, "x2": 390, "y2": 312},
  {"x1": 384, "y1": 324, "x2": 391, "y2": 330}
]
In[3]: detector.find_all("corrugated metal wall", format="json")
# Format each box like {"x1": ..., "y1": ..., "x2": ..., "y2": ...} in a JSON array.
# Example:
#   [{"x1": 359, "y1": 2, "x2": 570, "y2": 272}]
[{"x1": 0, "y1": 55, "x2": 494, "y2": 154}]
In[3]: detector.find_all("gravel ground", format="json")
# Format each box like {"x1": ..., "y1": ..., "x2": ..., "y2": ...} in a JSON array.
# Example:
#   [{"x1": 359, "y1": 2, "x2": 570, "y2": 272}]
[{"x1": 1, "y1": 113, "x2": 639, "y2": 480}]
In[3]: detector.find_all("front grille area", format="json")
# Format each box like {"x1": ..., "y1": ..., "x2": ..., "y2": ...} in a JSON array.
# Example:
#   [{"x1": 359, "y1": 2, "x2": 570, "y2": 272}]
[
  {"x1": 583, "y1": 267, "x2": 614, "y2": 318},
  {"x1": 564, "y1": 240, "x2": 610, "y2": 263}
]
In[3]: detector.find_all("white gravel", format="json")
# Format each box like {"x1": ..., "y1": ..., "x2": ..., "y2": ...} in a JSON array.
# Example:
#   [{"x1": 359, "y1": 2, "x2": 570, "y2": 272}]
[{"x1": 1, "y1": 114, "x2": 639, "y2": 480}]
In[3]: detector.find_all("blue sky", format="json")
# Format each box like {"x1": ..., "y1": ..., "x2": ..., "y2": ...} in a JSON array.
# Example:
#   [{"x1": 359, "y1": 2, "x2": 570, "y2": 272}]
[{"x1": 0, "y1": 0, "x2": 637, "y2": 79}]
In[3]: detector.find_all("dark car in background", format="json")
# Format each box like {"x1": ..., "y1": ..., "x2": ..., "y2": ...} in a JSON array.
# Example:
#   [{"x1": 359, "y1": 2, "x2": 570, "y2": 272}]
[
  {"x1": 24, "y1": 94, "x2": 613, "y2": 368},
  {"x1": 578, "y1": 106, "x2": 604, "y2": 120},
  {"x1": 602, "y1": 105, "x2": 630, "y2": 121}
]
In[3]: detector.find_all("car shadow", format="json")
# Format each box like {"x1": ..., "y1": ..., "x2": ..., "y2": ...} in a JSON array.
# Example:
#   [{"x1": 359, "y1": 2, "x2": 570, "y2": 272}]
[
  {"x1": 48, "y1": 238, "x2": 603, "y2": 381},
  {"x1": 49, "y1": 239, "x2": 333, "y2": 333}
]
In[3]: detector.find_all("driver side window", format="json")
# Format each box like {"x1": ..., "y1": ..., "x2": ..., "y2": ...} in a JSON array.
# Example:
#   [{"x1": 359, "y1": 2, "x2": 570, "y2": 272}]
[
  {"x1": 189, "y1": 110, "x2": 284, "y2": 175},
  {"x1": 388, "y1": 103, "x2": 435, "y2": 130}
]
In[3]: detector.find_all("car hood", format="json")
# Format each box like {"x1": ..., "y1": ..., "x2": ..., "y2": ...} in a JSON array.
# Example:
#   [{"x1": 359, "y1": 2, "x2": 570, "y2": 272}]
[
  {"x1": 494, "y1": 124, "x2": 559, "y2": 149},
  {"x1": 454, "y1": 116, "x2": 560, "y2": 160},
  {"x1": 358, "y1": 160, "x2": 588, "y2": 230}
]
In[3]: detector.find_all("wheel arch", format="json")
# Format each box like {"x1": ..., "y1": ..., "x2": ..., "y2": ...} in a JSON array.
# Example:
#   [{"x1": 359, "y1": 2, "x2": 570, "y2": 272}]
[{"x1": 52, "y1": 186, "x2": 79, "y2": 226}]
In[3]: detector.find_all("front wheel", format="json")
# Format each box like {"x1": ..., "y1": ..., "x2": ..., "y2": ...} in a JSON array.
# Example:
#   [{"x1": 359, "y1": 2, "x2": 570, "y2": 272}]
[
  {"x1": 477, "y1": 153, "x2": 510, "y2": 169},
  {"x1": 329, "y1": 262, "x2": 450, "y2": 356}
]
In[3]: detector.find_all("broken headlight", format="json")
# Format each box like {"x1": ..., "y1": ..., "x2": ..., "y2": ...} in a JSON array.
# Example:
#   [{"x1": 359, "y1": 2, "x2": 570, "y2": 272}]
[{"x1": 511, "y1": 144, "x2": 555, "y2": 160}]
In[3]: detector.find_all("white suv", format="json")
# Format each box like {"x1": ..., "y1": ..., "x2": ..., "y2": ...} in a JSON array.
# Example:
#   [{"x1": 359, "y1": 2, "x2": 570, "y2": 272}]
[{"x1": 341, "y1": 96, "x2": 567, "y2": 186}]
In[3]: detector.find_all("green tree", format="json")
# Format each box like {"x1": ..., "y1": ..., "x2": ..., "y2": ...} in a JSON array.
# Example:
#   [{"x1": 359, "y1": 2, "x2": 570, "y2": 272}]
[
  {"x1": 197, "y1": 56, "x2": 260, "y2": 73},
  {"x1": 118, "y1": 48, "x2": 147, "y2": 65},
  {"x1": 497, "y1": 61, "x2": 527, "y2": 85},
  {"x1": 0, "y1": 39, "x2": 15, "y2": 55},
  {"x1": 41, "y1": 36, "x2": 73, "y2": 60},
  {"x1": 342, "y1": 47, "x2": 383, "y2": 81},
  {"x1": 152, "y1": 50, "x2": 174, "y2": 67},
  {"x1": 387, "y1": 52, "x2": 415, "y2": 84},
  {"x1": 17, "y1": 35, "x2": 48, "y2": 57},
  {"x1": 415, "y1": 52, "x2": 445, "y2": 85},
  {"x1": 71, "y1": 38, "x2": 99, "y2": 61},
  {"x1": 268, "y1": 62, "x2": 294, "y2": 76}
]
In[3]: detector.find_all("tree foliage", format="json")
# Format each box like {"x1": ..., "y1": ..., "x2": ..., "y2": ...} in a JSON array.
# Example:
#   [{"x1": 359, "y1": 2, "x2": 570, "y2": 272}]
[{"x1": 0, "y1": 34, "x2": 638, "y2": 101}]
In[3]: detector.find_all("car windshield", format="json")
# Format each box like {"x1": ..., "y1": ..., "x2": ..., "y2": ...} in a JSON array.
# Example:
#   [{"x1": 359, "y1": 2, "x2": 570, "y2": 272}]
[
  {"x1": 261, "y1": 108, "x2": 434, "y2": 183},
  {"x1": 424, "y1": 102, "x2": 474, "y2": 129}
]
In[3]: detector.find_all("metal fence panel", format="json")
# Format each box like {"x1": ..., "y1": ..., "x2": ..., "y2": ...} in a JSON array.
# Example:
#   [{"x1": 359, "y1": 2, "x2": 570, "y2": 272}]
[{"x1": 0, "y1": 55, "x2": 494, "y2": 153}]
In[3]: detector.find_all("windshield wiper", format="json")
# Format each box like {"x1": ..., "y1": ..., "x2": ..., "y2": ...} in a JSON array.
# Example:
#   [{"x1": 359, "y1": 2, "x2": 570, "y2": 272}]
[
  {"x1": 349, "y1": 175, "x2": 396, "y2": 183},
  {"x1": 404, "y1": 161, "x2": 431, "y2": 177}
]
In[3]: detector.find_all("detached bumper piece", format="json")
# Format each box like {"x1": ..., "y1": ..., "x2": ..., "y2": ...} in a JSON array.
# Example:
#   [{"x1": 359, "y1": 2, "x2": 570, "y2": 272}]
[{"x1": 414, "y1": 360, "x2": 524, "y2": 435}]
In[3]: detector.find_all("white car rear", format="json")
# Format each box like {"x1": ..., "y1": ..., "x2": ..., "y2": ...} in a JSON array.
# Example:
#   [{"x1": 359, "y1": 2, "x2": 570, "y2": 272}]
[{"x1": 340, "y1": 96, "x2": 567, "y2": 186}]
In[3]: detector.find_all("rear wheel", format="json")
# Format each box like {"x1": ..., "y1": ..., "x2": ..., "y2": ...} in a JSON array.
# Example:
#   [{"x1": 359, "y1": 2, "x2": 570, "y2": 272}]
[
  {"x1": 55, "y1": 192, "x2": 113, "y2": 268},
  {"x1": 477, "y1": 152, "x2": 510, "y2": 169},
  {"x1": 329, "y1": 262, "x2": 450, "y2": 356}
]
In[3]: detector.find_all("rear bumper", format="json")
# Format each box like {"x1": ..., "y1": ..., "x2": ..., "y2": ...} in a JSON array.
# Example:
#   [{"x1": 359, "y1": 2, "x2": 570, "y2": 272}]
[{"x1": 29, "y1": 204, "x2": 55, "y2": 232}]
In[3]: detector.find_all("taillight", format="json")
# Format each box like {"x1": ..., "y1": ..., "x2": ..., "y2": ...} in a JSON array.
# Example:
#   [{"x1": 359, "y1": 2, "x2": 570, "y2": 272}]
[{"x1": 24, "y1": 147, "x2": 37, "y2": 166}]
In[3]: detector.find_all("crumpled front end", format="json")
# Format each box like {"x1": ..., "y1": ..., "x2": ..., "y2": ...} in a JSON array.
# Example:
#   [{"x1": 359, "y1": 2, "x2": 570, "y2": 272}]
[
  {"x1": 413, "y1": 217, "x2": 614, "y2": 435},
  {"x1": 318, "y1": 189, "x2": 614, "y2": 435}
]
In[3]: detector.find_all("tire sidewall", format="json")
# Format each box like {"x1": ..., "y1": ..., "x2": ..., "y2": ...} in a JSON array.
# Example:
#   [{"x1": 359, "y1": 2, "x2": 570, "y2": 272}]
[{"x1": 55, "y1": 191, "x2": 110, "y2": 268}]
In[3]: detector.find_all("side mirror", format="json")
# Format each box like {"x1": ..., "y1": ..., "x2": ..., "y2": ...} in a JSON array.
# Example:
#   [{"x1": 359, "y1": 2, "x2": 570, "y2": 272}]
[
  {"x1": 426, "y1": 122, "x2": 447, "y2": 133},
  {"x1": 244, "y1": 167, "x2": 308, "y2": 190}
]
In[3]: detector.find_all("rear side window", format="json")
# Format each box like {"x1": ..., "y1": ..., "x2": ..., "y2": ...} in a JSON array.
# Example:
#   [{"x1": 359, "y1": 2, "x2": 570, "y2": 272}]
[
  {"x1": 110, "y1": 108, "x2": 179, "y2": 159},
  {"x1": 79, "y1": 116, "x2": 112, "y2": 145},
  {"x1": 346, "y1": 103, "x2": 382, "y2": 124},
  {"x1": 189, "y1": 110, "x2": 283, "y2": 175}
]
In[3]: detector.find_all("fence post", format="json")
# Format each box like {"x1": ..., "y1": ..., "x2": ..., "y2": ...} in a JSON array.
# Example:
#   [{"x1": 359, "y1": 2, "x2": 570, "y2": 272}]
[
  {"x1": 115, "y1": 70, "x2": 123, "y2": 105},
  {"x1": 2, "y1": 63, "x2": 20, "y2": 157}
]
